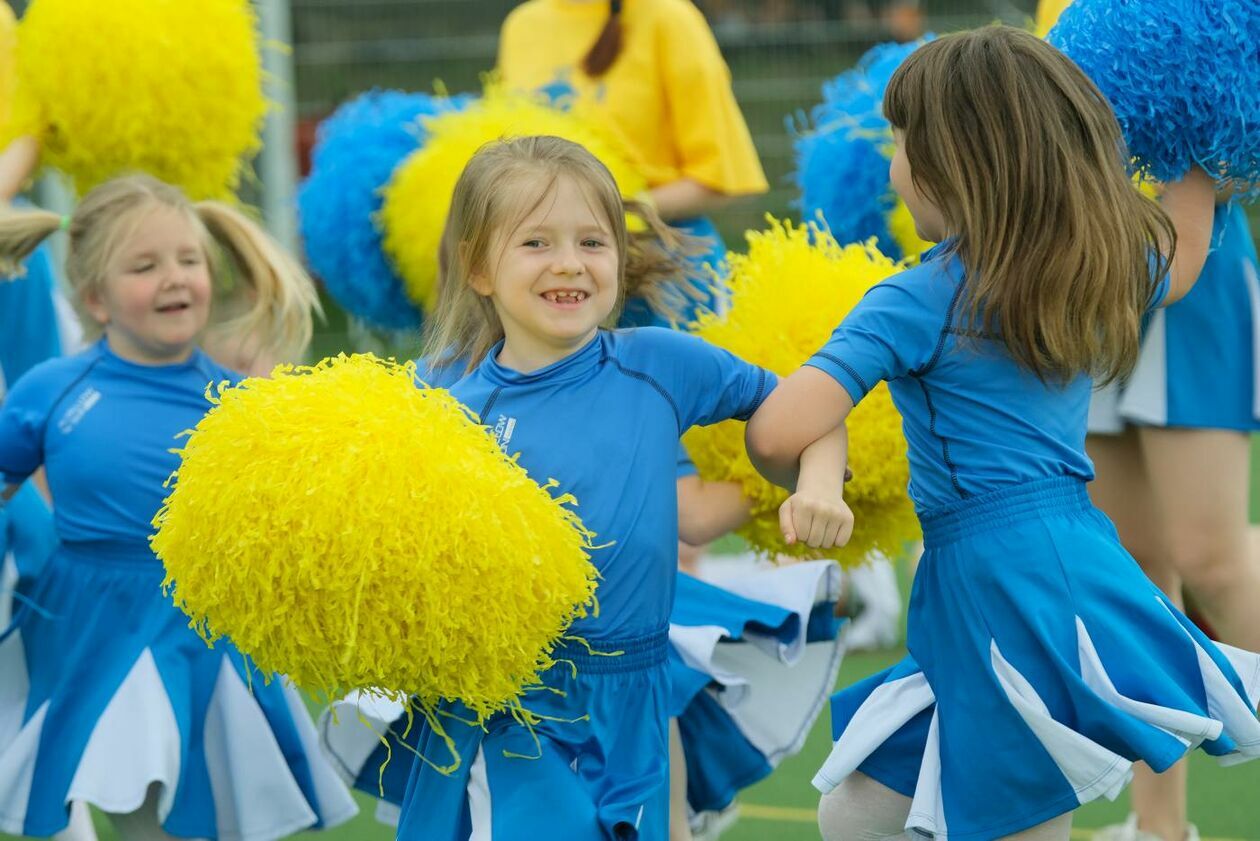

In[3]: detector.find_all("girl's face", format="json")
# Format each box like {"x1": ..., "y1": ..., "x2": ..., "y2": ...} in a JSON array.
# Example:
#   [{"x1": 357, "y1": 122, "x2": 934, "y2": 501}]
[
  {"x1": 85, "y1": 204, "x2": 212, "y2": 365},
  {"x1": 890, "y1": 130, "x2": 949, "y2": 243},
  {"x1": 473, "y1": 174, "x2": 619, "y2": 370}
]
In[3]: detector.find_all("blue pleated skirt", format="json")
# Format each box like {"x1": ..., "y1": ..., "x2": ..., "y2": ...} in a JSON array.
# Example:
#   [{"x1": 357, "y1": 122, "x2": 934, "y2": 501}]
[
  {"x1": 0, "y1": 542, "x2": 357, "y2": 840},
  {"x1": 669, "y1": 561, "x2": 844, "y2": 814},
  {"x1": 815, "y1": 477, "x2": 1260, "y2": 840},
  {"x1": 1090, "y1": 203, "x2": 1260, "y2": 433}
]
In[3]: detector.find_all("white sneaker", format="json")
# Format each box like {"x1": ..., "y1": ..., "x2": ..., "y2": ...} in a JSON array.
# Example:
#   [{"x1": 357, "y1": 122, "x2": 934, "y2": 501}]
[{"x1": 1094, "y1": 814, "x2": 1200, "y2": 841}]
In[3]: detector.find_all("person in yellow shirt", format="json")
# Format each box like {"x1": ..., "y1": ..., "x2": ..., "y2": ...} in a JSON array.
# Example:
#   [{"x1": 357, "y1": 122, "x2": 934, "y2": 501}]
[{"x1": 497, "y1": 0, "x2": 767, "y2": 327}]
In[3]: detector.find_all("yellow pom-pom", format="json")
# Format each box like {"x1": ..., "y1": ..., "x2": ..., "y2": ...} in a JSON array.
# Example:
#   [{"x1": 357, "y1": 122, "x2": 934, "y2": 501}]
[
  {"x1": 0, "y1": 3, "x2": 15, "y2": 139},
  {"x1": 10, "y1": 0, "x2": 267, "y2": 197},
  {"x1": 152, "y1": 354, "x2": 599, "y2": 729},
  {"x1": 379, "y1": 87, "x2": 647, "y2": 309},
  {"x1": 682, "y1": 218, "x2": 919, "y2": 565},
  {"x1": 886, "y1": 198, "x2": 932, "y2": 266}
]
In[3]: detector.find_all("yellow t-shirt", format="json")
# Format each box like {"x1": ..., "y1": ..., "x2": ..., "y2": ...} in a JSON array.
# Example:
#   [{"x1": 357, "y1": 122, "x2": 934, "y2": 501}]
[
  {"x1": 497, "y1": 0, "x2": 768, "y2": 196},
  {"x1": 1035, "y1": 0, "x2": 1072, "y2": 36}
]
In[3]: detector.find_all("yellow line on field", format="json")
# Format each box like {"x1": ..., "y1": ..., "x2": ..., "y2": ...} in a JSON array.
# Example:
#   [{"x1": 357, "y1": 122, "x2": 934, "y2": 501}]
[
  {"x1": 739, "y1": 804, "x2": 1248, "y2": 841},
  {"x1": 739, "y1": 803, "x2": 817, "y2": 823}
]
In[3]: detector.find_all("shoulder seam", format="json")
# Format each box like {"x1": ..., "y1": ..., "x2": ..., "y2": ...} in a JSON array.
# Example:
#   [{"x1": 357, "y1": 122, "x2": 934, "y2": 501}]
[
  {"x1": 910, "y1": 278, "x2": 967, "y2": 378},
  {"x1": 46, "y1": 355, "x2": 106, "y2": 423},
  {"x1": 611, "y1": 360, "x2": 682, "y2": 432}
]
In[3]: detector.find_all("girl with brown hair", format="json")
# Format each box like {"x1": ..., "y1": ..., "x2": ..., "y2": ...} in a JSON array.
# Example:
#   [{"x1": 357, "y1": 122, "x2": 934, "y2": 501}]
[{"x1": 746, "y1": 25, "x2": 1258, "y2": 840}]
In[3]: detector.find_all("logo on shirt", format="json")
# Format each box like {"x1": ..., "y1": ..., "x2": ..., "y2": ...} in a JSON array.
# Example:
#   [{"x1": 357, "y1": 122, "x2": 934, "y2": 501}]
[
  {"x1": 58, "y1": 386, "x2": 102, "y2": 434},
  {"x1": 492, "y1": 414, "x2": 516, "y2": 450}
]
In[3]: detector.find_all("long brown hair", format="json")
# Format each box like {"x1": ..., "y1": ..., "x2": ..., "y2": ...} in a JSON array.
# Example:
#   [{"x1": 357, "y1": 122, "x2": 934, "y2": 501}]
[
  {"x1": 884, "y1": 25, "x2": 1174, "y2": 385},
  {"x1": 421, "y1": 135, "x2": 690, "y2": 371},
  {"x1": 0, "y1": 174, "x2": 320, "y2": 365},
  {"x1": 583, "y1": 0, "x2": 624, "y2": 77}
]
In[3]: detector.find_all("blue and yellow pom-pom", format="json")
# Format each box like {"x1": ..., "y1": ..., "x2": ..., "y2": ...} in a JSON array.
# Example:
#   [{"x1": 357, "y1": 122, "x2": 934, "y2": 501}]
[
  {"x1": 1050, "y1": 0, "x2": 1260, "y2": 197},
  {"x1": 298, "y1": 90, "x2": 471, "y2": 330},
  {"x1": 683, "y1": 218, "x2": 919, "y2": 565},
  {"x1": 9, "y1": 0, "x2": 266, "y2": 198},
  {"x1": 379, "y1": 86, "x2": 647, "y2": 310},
  {"x1": 793, "y1": 38, "x2": 935, "y2": 261},
  {"x1": 152, "y1": 354, "x2": 599, "y2": 728}
]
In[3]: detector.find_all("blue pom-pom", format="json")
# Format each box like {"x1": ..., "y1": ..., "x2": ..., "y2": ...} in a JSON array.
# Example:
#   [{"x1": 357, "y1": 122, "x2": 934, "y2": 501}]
[
  {"x1": 792, "y1": 37, "x2": 934, "y2": 258},
  {"x1": 297, "y1": 90, "x2": 471, "y2": 329},
  {"x1": 1050, "y1": 0, "x2": 1260, "y2": 197}
]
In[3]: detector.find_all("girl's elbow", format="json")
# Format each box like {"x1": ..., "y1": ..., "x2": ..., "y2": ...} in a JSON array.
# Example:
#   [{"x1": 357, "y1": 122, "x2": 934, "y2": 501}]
[{"x1": 745, "y1": 414, "x2": 799, "y2": 473}]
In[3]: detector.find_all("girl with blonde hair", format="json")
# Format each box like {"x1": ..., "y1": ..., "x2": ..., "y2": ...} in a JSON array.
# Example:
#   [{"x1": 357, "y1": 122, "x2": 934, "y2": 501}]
[
  {"x1": 0, "y1": 173, "x2": 356, "y2": 840},
  {"x1": 390, "y1": 135, "x2": 848, "y2": 841}
]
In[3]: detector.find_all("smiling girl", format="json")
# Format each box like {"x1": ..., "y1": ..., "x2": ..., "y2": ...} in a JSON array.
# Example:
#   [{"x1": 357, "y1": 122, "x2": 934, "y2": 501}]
[
  {"x1": 0, "y1": 174, "x2": 356, "y2": 841},
  {"x1": 390, "y1": 135, "x2": 848, "y2": 841}
]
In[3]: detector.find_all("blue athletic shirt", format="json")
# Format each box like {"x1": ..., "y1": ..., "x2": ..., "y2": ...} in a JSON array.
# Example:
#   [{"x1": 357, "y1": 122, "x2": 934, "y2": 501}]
[
  {"x1": 806, "y1": 242, "x2": 1169, "y2": 512},
  {"x1": 0, "y1": 242, "x2": 62, "y2": 397},
  {"x1": 446, "y1": 327, "x2": 774, "y2": 642},
  {"x1": 419, "y1": 357, "x2": 702, "y2": 480},
  {"x1": 0, "y1": 338, "x2": 236, "y2": 554}
]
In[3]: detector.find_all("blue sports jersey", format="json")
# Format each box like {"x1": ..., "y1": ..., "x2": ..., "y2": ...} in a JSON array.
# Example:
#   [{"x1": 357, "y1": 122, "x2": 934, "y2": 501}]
[
  {"x1": 806, "y1": 243, "x2": 1167, "y2": 511},
  {"x1": 0, "y1": 339, "x2": 236, "y2": 551},
  {"x1": 448, "y1": 328, "x2": 773, "y2": 641},
  {"x1": 417, "y1": 362, "x2": 701, "y2": 480},
  {"x1": 0, "y1": 243, "x2": 62, "y2": 397}
]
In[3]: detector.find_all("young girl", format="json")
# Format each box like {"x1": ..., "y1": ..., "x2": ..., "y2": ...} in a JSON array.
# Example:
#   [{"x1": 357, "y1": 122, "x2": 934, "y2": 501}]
[
  {"x1": 747, "y1": 26, "x2": 1260, "y2": 840},
  {"x1": 0, "y1": 174, "x2": 357, "y2": 840},
  {"x1": 390, "y1": 135, "x2": 848, "y2": 841}
]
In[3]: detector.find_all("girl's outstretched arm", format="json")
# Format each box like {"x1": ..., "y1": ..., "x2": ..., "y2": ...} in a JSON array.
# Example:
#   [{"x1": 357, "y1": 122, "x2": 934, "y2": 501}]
[
  {"x1": 779, "y1": 425, "x2": 853, "y2": 550},
  {"x1": 747, "y1": 367, "x2": 855, "y2": 550},
  {"x1": 746, "y1": 365, "x2": 854, "y2": 489},
  {"x1": 0, "y1": 137, "x2": 40, "y2": 204},
  {"x1": 1161, "y1": 166, "x2": 1216, "y2": 305},
  {"x1": 676, "y1": 476, "x2": 752, "y2": 546}
]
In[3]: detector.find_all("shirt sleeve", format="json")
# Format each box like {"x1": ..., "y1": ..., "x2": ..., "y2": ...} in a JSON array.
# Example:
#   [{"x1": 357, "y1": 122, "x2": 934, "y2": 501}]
[
  {"x1": 657, "y1": 3, "x2": 768, "y2": 196},
  {"x1": 804, "y1": 280, "x2": 943, "y2": 405},
  {"x1": 0, "y1": 368, "x2": 54, "y2": 485},
  {"x1": 628, "y1": 328, "x2": 776, "y2": 430}
]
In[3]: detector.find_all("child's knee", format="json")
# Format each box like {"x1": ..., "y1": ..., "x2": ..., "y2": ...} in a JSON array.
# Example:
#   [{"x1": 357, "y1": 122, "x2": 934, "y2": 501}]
[{"x1": 817, "y1": 772, "x2": 911, "y2": 841}]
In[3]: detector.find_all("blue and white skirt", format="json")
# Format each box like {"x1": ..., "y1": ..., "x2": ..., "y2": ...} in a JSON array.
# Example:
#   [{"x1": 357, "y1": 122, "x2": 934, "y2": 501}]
[
  {"x1": 1090, "y1": 203, "x2": 1260, "y2": 434},
  {"x1": 0, "y1": 542, "x2": 358, "y2": 840},
  {"x1": 0, "y1": 483, "x2": 57, "y2": 628},
  {"x1": 320, "y1": 564, "x2": 844, "y2": 828},
  {"x1": 814, "y1": 477, "x2": 1260, "y2": 840},
  {"x1": 395, "y1": 631, "x2": 672, "y2": 841},
  {"x1": 670, "y1": 560, "x2": 845, "y2": 814}
]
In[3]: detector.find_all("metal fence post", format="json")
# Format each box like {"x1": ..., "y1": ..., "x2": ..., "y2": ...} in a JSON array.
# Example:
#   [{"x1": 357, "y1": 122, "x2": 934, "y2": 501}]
[{"x1": 257, "y1": 0, "x2": 299, "y2": 251}]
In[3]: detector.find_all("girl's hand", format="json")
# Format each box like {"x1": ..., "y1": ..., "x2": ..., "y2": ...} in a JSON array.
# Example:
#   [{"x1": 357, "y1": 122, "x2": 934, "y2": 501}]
[{"x1": 779, "y1": 488, "x2": 854, "y2": 549}]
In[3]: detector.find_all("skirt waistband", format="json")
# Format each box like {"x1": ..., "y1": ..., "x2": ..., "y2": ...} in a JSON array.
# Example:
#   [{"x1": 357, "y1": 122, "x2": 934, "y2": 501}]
[
  {"x1": 920, "y1": 476, "x2": 1093, "y2": 547},
  {"x1": 550, "y1": 628, "x2": 669, "y2": 674}
]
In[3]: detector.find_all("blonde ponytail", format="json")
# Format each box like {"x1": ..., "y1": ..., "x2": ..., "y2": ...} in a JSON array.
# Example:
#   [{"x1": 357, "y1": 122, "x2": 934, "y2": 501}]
[
  {"x1": 194, "y1": 200, "x2": 322, "y2": 367},
  {"x1": 0, "y1": 204, "x2": 62, "y2": 278}
]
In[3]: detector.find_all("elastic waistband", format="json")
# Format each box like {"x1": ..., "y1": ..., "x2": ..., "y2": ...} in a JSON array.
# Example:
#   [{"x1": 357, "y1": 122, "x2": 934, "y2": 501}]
[
  {"x1": 59, "y1": 539, "x2": 161, "y2": 568},
  {"x1": 551, "y1": 627, "x2": 669, "y2": 674},
  {"x1": 920, "y1": 476, "x2": 1093, "y2": 547}
]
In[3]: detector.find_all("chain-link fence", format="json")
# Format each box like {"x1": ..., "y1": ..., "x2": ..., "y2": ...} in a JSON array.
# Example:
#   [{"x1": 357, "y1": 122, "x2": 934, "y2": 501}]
[{"x1": 292, "y1": 0, "x2": 1037, "y2": 247}]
